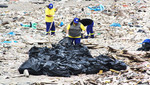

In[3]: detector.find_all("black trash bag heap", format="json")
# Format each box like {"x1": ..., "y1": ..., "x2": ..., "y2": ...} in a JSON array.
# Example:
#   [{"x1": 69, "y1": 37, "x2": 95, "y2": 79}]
[
  {"x1": 137, "y1": 39, "x2": 150, "y2": 51},
  {"x1": 18, "y1": 37, "x2": 127, "y2": 77}
]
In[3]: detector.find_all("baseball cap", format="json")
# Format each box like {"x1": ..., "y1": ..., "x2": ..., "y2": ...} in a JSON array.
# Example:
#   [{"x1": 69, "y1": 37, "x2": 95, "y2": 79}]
[{"x1": 73, "y1": 18, "x2": 79, "y2": 24}]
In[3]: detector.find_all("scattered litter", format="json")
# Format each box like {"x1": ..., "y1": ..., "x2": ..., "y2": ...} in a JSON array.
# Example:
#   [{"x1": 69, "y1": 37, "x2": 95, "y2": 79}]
[
  {"x1": 88, "y1": 4, "x2": 105, "y2": 11},
  {"x1": 7, "y1": 32, "x2": 15, "y2": 35},
  {"x1": 59, "y1": 21, "x2": 64, "y2": 27},
  {"x1": 21, "y1": 22, "x2": 37, "y2": 29},
  {"x1": 110, "y1": 23, "x2": 121, "y2": 27},
  {"x1": 1, "y1": 41, "x2": 18, "y2": 43}
]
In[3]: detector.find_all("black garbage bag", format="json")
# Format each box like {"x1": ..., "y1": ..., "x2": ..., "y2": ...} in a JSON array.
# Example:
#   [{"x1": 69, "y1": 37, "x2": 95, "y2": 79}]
[
  {"x1": 95, "y1": 55, "x2": 127, "y2": 71},
  {"x1": 43, "y1": 61, "x2": 70, "y2": 77},
  {"x1": 18, "y1": 57, "x2": 43, "y2": 75},
  {"x1": 58, "y1": 37, "x2": 72, "y2": 47},
  {"x1": 111, "y1": 60, "x2": 127, "y2": 71},
  {"x1": 18, "y1": 38, "x2": 127, "y2": 77}
]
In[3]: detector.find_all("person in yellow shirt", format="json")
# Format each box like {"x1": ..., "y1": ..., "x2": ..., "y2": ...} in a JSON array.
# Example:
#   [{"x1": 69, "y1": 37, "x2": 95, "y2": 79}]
[
  {"x1": 45, "y1": 3, "x2": 57, "y2": 35},
  {"x1": 66, "y1": 18, "x2": 87, "y2": 45}
]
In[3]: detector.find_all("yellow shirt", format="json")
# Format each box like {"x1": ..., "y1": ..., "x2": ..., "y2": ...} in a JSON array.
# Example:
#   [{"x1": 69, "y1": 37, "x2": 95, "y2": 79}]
[
  {"x1": 45, "y1": 8, "x2": 56, "y2": 22},
  {"x1": 67, "y1": 23, "x2": 86, "y2": 38}
]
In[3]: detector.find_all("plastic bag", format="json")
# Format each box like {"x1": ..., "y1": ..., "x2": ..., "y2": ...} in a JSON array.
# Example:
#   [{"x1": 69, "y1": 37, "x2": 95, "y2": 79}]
[{"x1": 18, "y1": 38, "x2": 127, "y2": 77}]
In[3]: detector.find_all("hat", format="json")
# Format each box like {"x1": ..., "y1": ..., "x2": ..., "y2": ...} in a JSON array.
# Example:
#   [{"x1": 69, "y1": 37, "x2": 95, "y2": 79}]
[
  {"x1": 48, "y1": 3, "x2": 53, "y2": 9},
  {"x1": 73, "y1": 18, "x2": 79, "y2": 24},
  {"x1": 142, "y1": 39, "x2": 150, "y2": 44}
]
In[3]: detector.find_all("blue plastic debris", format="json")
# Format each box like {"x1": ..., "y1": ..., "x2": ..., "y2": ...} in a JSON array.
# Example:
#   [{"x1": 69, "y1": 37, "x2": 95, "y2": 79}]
[
  {"x1": 20, "y1": 22, "x2": 37, "y2": 29},
  {"x1": 59, "y1": 22, "x2": 64, "y2": 27},
  {"x1": 2, "y1": 41, "x2": 12, "y2": 43},
  {"x1": 14, "y1": 41, "x2": 18, "y2": 43},
  {"x1": 24, "y1": 12, "x2": 27, "y2": 14},
  {"x1": 1, "y1": 41, "x2": 18, "y2": 43},
  {"x1": 7, "y1": 32, "x2": 15, "y2": 35},
  {"x1": 88, "y1": 4, "x2": 105, "y2": 11},
  {"x1": 20, "y1": 24, "x2": 23, "y2": 26},
  {"x1": 110, "y1": 23, "x2": 121, "y2": 27}
]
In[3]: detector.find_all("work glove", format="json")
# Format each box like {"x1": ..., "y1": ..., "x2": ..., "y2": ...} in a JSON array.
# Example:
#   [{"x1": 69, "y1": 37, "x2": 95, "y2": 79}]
[{"x1": 66, "y1": 34, "x2": 69, "y2": 37}]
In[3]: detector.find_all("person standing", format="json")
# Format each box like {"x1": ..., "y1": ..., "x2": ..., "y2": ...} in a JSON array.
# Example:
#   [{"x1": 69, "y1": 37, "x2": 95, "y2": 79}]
[
  {"x1": 79, "y1": 18, "x2": 94, "y2": 38},
  {"x1": 66, "y1": 18, "x2": 86, "y2": 45},
  {"x1": 45, "y1": 3, "x2": 57, "y2": 35}
]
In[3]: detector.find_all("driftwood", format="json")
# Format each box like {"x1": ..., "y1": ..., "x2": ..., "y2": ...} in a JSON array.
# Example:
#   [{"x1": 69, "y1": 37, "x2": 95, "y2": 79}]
[
  {"x1": 12, "y1": 74, "x2": 26, "y2": 78},
  {"x1": 81, "y1": 45, "x2": 149, "y2": 62},
  {"x1": 116, "y1": 53, "x2": 144, "y2": 62},
  {"x1": 0, "y1": 58, "x2": 18, "y2": 61},
  {"x1": 37, "y1": 82, "x2": 57, "y2": 85},
  {"x1": 83, "y1": 44, "x2": 99, "y2": 49},
  {"x1": 107, "y1": 46, "x2": 118, "y2": 53},
  {"x1": 107, "y1": 46, "x2": 145, "y2": 62},
  {"x1": 121, "y1": 50, "x2": 150, "y2": 58}
]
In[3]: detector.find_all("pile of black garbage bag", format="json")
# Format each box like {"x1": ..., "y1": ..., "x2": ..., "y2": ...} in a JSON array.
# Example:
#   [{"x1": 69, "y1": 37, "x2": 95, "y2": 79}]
[{"x1": 18, "y1": 37, "x2": 127, "y2": 77}]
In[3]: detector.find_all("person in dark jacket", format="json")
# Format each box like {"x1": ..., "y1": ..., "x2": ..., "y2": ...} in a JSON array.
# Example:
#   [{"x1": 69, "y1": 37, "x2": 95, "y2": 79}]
[{"x1": 79, "y1": 18, "x2": 94, "y2": 38}]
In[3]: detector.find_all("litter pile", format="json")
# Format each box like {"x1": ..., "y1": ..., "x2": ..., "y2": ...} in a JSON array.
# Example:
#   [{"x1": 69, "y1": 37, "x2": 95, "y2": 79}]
[{"x1": 19, "y1": 37, "x2": 127, "y2": 77}]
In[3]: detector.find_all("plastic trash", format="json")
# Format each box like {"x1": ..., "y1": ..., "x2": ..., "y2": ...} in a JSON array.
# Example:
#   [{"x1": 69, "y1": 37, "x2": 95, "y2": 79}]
[
  {"x1": 59, "y1": 22, "x2": 64, "y2": 27},
  {"x1": 23, "y1": 12, "x2": 27, "y2": 14},
  {"x1": 123, "y1": 5, "x2": 128, "y2": 7},
  {"x1": 7, "y1": 32, "x2": 15, "y2": 36},
  {"x1": 20, "y1": 24, "x2": 30, "y2": 27},
  {"x1": 110, "y1": 23, "x2": 121, "y2": 27},
  {"x1": 98, "y1": 33, "x2": 101, "y2": 35},
  {"x1": 14, "y1": 41, "x2": 18, "y2": 43},
  {"x1": 99, "y1": 4, "x2": 105, "y2": 11},
  {"x1": 1, "y1": 41, "x2": 18, "y2": 43},
  {"x1": 88, "y1": 4, "x2": 105, "y2": 11},
  {"x1": 2, "y1": 41, "x2": 12, "y2": 43},
  {"x1": 31, "y1": 22, "x2": 37, "y2": 29},
  {"x1": 20, "y1": 22, "x2": 37, "y2": 29},
  {"x1": 18, "y1": 38, "x2": 127, "y2": 77}
]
